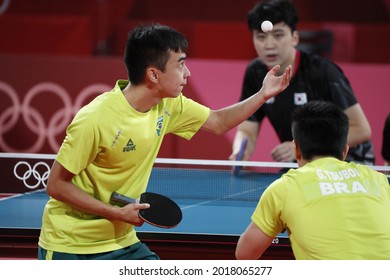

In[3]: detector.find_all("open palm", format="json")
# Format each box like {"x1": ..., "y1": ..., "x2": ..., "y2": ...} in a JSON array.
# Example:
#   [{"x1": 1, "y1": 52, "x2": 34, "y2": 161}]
[{"x1": 261, "y1": 65, "x2": 292, "y2": 99}]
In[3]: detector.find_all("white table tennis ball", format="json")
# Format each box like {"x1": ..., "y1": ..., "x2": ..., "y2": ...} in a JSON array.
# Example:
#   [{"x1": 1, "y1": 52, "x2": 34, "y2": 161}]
[{"x1": 261, "y1": 20, "x2": 273, "y2": 32}]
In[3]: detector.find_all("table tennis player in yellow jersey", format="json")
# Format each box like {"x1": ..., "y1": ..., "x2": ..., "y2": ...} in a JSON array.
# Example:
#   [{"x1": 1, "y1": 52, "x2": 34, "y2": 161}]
[
  {"x1": 236, "y1": 100, "x2": 390, "y2": 260},
  {"x1": 37, "y1": 24, "x2": 292, "y2": 260}
]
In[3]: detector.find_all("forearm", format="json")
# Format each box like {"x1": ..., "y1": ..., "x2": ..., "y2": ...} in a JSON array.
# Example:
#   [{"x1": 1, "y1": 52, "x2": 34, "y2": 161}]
[
  {"x1": 48, "y1": 180, "x2": 120, "y2": 220},
  {"x1": 347, "y1": 127, "x2": 371, "y2": 147},
  {"x1": 345, "y1": 104, "x2": 372, "y2": 147},
  {"x1": 236, "y1": 222, "x2": 274, "y2": 260},
  {"x1": 46, "y1": 161, "x2": 120, "y2": 220},
  {"x1": 211, "y1": 93, "x2": 268, "y2": 134}
]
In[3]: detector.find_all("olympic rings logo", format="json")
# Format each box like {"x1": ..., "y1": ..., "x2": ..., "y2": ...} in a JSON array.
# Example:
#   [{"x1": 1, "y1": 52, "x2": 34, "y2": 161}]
[
  {"x1": 0, "y1": 81, "x2": 111, "y2": 153},
  {"x1": 13, "y1": 161, "x2": 51, "y2": 189}
]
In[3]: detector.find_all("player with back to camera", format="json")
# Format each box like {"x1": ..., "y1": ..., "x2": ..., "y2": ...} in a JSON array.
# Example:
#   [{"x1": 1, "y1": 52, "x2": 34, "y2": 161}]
[
  {"x1": 37, "y1": 23, "x2": 292, "y2": 260},
  {"x1": 236, "y1": 100, "x2": 390, "y2": 260},
  {"x1": 230, "y1": 0, "x2": 375, "y2": 165}
]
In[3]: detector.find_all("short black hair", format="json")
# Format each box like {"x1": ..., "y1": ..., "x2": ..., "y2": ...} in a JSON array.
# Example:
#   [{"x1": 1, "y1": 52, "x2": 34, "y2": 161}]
[
  {"x1": 247, "y1": 0, "x2": 298, "y2": 32},
  {"x1": 291, "y1": 101, "x2": 349, "y2": 160},
  {"x1": 124, "y1": 24, "x2": 188, "y2": 85}
]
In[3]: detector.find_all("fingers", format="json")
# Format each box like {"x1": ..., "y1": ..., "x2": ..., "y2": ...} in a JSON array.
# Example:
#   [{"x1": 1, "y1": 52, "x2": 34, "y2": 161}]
[
  {"x1": 136, "y1": 203, "x2": 150, "y2": 210},
  {"x1": 285, "y1": 65, "x2": 292, "y2": 81},
  {"x1": 269, "y1": 64, "x2": 291, "y2": 77},
  {"x1": 271, "y1": 141, "x2": 295, "y2": 162},
  {"x1": 133, "y1": 219, "x2": 145, "y2": 227},
  {"x1": 119, "y1": 202, "x2": 150, "y2": 225},
  {"x1": 229, "y1": 153, "x2": 238, "y2": 161},
  {"x1": 270, "y1": 64, "x2": 281, "y2": 74},
  {"x1": 264, "y1": 64, "x2": 292, "y2": 89},
  {"x1": 276, "y1": 64, "x2": 292, "y2": 91},
  {"x1": 279, "y1": 65, "x2": 291, "y2": 85},
  {"x1": 133, "y1": 203, "x2": 149, "y2": 227}
]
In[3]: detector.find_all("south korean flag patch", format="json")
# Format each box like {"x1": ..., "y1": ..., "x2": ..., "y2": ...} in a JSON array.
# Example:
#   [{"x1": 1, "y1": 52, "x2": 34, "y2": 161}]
[{"x1": 294, "y1": 92, "x2": 307, "y2": 105}]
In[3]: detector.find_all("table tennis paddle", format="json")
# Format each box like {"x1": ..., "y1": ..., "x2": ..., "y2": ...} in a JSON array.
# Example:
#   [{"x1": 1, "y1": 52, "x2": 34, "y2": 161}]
[
  {"x1": 232, "y1": 137, "x2": 248, "y2": 176},
  {"x1": 110, "y1": 192, "x2": 182, "y2": 228}
]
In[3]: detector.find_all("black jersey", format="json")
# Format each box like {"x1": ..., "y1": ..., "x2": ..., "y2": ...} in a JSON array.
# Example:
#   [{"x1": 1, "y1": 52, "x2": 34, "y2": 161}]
[
  {"x1": 382, "y1": 114, "x2": 390, "y2": 162},
  {"x1": 240, "y1": 50, "x2": 375, "y2": 165}
]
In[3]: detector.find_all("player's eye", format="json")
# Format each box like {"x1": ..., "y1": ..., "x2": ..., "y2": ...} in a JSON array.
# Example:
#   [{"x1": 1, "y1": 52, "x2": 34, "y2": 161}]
[
  {"x1": 255, "y1": 34, "x2": 267, "y2": 41},
  {"x1": 274, "y1": 32, "x2": 284, "y2": 39}
]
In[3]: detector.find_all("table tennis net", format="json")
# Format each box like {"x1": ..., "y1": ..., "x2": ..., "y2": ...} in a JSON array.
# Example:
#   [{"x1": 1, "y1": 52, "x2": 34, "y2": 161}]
[
  {"x1": 1, "y1": 153, "x2": 389, "y2": 203},
  {"x1": 148, "y1": 158, "x2": 295, "y2": 202},
  {"x1": 149, "y1": 158, "x2": 390, "y2": 202}
]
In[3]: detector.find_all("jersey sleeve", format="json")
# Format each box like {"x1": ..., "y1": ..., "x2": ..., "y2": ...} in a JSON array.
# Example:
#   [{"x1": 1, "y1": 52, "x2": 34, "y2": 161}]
[
  {"x1": 308, "y1": 56, "x2": 358, "y2": 110},
  {"x1": 56, "y1": 107, "x2": 100, "y2": 175},
  {"x1": 251, "y1": 178, "x2": 286, "y2": 238},
  {"x1": 165, "y1": 94, "x2": 210, "y2": 140}
]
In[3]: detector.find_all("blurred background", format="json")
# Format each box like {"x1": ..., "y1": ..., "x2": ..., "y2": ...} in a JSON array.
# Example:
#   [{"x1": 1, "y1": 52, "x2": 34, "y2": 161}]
[{"x1": 0, "y1": 0, "x2": 389, "y2": 164}]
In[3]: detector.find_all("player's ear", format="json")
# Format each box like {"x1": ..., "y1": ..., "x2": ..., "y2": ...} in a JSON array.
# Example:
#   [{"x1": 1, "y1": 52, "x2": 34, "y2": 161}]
[
  {"x1": 293, "y1": 140, "x2": 301, "y2": 161},
  {"x1": 146, "y1": 68, "x2": 159, "y2": 83},
  {"x1": 342, "y1": 144, "x2": 349, "y2": 160},
  {"x1": 292, "y1": 30, "x2": 299, "y2": 47}
]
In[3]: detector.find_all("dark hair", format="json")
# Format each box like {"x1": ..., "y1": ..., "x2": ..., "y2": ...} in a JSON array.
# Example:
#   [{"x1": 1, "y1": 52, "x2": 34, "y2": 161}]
[
  {"x1": 247, "y1": 0, "x2": 298, "y2": 32},
  {"x1": 291, "y1": 101, "x2": 349, "y2": 160},
  {"x1": 124, "y1": 24, "x2": 188, "y2": 85}
]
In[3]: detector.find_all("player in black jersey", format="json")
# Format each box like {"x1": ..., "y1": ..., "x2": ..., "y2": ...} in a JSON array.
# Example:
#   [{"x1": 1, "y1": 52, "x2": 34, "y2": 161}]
[{"x1": 230, "y1": 0, "x2": 375, "y2": 165}]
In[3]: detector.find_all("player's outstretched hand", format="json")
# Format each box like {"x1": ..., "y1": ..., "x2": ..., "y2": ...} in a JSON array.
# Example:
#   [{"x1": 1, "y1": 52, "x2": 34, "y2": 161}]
[{"x1": 261, "y1": 65, "x2": 292, "y2": 100}]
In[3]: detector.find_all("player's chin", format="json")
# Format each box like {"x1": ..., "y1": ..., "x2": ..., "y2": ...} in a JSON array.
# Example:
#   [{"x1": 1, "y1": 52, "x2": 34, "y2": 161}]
[
  {"x1": 167, "y1": 91, "x2": 181, "y2": 98},
  {"x1": 175, "y1": 86, "x2": 184, "y2": 96},
  {"x1": 263, "y1": 55, "x2": 280, "y2": 65}
]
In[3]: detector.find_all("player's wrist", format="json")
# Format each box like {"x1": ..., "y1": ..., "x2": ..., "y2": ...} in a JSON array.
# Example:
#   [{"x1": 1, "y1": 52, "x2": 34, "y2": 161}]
[
  {"x1": 257, "y1": 88, "x2": 269, "y2": 104},
  {"x1": 104, "y1": 204, "x2": 123, "y2": 221}
]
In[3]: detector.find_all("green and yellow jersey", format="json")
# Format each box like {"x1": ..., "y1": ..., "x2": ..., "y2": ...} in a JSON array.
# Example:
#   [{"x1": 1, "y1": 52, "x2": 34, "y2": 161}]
[
  {"x1": 39, "y1": 80, "x2": 210, "y2": 254},
  {"x1": 252, "y1": 157, "x2": 390, "y2": 259}
]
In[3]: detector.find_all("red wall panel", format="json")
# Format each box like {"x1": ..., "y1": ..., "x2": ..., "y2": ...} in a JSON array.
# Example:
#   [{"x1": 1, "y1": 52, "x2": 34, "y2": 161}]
[{"x1": 1, "y1": 55, "x2": 389, "y2": 164}]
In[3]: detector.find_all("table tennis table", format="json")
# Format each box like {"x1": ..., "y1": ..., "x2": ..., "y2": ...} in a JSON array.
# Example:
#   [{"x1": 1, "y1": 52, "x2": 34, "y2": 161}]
[{"x1": 0, "y1": 154, "x2": 297, "y2": 259}]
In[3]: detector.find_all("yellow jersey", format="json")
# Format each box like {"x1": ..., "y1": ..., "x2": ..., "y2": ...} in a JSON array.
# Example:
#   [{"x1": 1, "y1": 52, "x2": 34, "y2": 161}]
[
  {"x1": 252, "y1": 157, "x2": 390, "y2": 259},
  {"x1": 39, "y1": 80, "x2": 210, "y2": 254}
]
